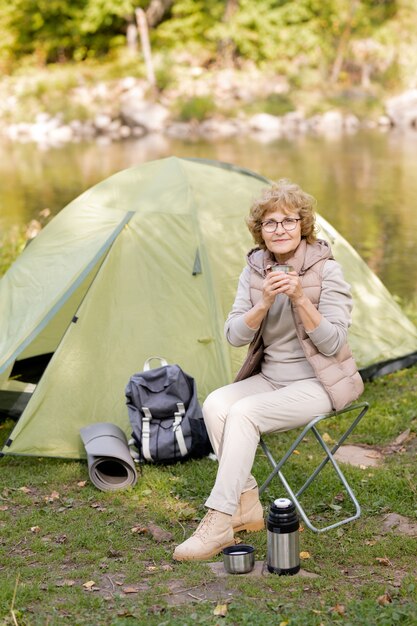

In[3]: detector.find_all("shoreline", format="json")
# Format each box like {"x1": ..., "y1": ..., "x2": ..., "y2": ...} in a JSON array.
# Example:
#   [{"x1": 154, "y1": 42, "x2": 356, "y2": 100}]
[{"x1": 1, "y1": 68, "x2": 417, "y2": 149}]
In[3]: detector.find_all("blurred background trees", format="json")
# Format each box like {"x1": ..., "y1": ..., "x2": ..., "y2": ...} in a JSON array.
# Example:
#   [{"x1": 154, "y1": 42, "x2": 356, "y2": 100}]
[{"x1": 0, "y1": 0, "x2": 415, "y2": 92}]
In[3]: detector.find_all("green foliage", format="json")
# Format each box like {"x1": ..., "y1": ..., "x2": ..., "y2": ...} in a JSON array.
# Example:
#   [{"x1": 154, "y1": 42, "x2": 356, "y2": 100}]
[
  {"x1": 326, "y1": 89, "x2": 384, "y2": 119},
  {"x1": 174, "y1": 95, "x2": 216, "y2": 122},
  {"x1": 1, "y1": 0, "x2": 415, "y2": 92},
  {"x1": 0, "y1": 0, "x2": 146, "y2": 64},
  {"x1": 245, "y1": 92, "x2": 296, "y2": 117}
]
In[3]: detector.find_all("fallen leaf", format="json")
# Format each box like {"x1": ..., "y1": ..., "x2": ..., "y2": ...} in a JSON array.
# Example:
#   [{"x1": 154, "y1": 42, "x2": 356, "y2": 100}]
[
  {"x1": 299, "y1": 551, "x2": 311, "y2": 560},
  {"x1": 55, "y1": 534, "x2": 67, "y2": 544},
  {"x1": 91, "y1": 503, "x2": 106, "y2": 512},
  {"x1": 376, "y1": 557, "x2": 392, "y2": 566},
  {"x1": 19, "y1": 486, "x2": 31, "y2": 493},
  {"x1": 131, "y1": 526, "x2": 148, "y2": 534},
  {"x1": 107, "y1": 549, "x2": 122, "y2": 558},
  {"x1": 123, "y1": 586, "x2": 139, "y2": 594},
  {"x1": 329, "y1": 504, "x2": 342, "y2": 512},
  {"x1": 377, "y1": 593, "x2": 392, "y2": 606},
  {"x1": 146, "y1": 565, "x2": 157, "y2": 572},
  {"x1": 161, "y1": 564, "x2": 174, "y2": 571},
  {"x1": 77, "y1": 481, "x2": 87, "y2": 487},
  {"x1": 365, "y1": 540, "x2": 377, "y2": 546},
  {"x1": 0, "y1": 505, "x2": 8, "y2": 511},
  {"x1": 30, "y1": 526, "x2": 41, "y2": 533},
  {"x1": 141, "y1": 489, "x2": 152, "y2": 497},
  {"x1": 279, "y1": 621, "x2": 289, "y2": 626},
  {"x1": 148, "y1": 522, "x2": 174, "y2": 543},
  {"x1": 359, "y1": 465, "x2": 367, "y2": 470},
  {"x1": 117, "y1": 611, "x2": 135, "y2": 618},
  {"x1": 213, "y1": 603, "x2": 228, "y2": 617},
  {"x1": 331, "y1": 604, "x2": 346, "y2": 615},
  {"x1": 334, "y1": 492, "x2": 345, "y2": 502},
  {"x1": 83, "y1": 580, "x2": 96, "y2": 589},
  {"x1": 392, "y1": 429, "x2": 411, "y2": 446},
  {"x1": 292, "y1": 449, "x2": 300, "y2": 455},
  {"x1": 322, "y1": 432, "x2": 335, "y2": 444}
]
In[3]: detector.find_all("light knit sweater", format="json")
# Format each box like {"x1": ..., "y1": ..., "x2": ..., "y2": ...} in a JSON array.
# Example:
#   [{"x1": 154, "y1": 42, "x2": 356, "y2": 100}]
[{"x1": 225, "y1": 241, "x2": 353, "y2": 387}]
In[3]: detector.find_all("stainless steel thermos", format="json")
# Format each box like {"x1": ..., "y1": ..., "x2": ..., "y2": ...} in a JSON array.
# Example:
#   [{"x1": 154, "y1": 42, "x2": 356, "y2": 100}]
[{"x1": 267, "y1": 497, "x2": 300, "y2": 575}]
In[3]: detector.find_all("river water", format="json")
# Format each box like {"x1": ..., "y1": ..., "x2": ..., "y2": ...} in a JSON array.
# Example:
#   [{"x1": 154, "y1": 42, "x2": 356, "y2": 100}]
[{"x1": 1, "y1": 128, "x2": 417, "y2": 302}]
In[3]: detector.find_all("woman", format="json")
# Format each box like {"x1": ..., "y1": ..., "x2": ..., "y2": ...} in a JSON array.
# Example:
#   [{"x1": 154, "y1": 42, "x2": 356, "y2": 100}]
[{"x1": 173, "y1": 179, "x2": 363, "y2": 561}]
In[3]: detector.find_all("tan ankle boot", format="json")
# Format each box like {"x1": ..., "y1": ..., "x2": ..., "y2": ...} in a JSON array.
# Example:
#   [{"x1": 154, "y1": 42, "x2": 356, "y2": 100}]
[
  {"x1": 231, "y1": 488, "x2": 265, "y2": 533},
  {"x1": 173, "y1": 509, "x2": 235, "y2": 561}
]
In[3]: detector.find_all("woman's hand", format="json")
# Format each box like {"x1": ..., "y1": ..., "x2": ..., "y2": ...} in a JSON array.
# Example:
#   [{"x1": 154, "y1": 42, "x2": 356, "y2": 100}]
[
  {"x1": 263, "y1": 269, "x2": 303, "y2": 306},
  {"x1": 269, "y1": 269, "x2": 322, "y2": 332},
  {"x1": 245, "y1": 268, "x2": 320, "y2": 332}
]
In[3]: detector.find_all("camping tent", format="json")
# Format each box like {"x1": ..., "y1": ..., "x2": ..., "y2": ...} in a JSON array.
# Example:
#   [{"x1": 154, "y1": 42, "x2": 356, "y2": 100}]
[{"x1": 1, "y1": 157, "x2": 417, "y2": 459}]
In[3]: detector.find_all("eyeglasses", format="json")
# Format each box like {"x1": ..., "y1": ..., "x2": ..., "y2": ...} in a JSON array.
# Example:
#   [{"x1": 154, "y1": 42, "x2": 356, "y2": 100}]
[{"x1": 261, "y1": 218, "x2": 301, "y2": 233}]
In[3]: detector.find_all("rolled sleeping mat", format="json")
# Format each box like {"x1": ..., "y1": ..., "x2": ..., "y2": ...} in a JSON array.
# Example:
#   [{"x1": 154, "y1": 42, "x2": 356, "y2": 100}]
[{"x1": 80, "y1": 422, "x2": 138, "y2": 491}]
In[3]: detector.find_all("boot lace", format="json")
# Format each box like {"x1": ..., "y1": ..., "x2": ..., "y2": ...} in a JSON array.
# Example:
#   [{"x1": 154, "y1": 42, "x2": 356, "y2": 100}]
[{"x1": 194, "y1": 509, "x2": 219, "y2": 541}]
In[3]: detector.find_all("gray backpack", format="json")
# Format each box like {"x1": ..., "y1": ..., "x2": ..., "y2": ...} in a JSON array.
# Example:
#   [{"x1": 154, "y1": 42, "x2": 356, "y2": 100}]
[{"x1": 125, "y1": 357, "x2": 212, "y2": 463}]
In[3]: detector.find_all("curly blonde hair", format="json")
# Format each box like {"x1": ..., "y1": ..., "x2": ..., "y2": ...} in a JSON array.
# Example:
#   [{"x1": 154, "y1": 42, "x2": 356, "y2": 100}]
[{"x1": 246, "y1": 179, "x2": 318, "y2": 249}]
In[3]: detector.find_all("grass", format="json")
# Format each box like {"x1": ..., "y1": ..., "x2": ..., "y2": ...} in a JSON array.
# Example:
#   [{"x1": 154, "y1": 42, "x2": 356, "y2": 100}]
[
  {"x1": 0, "y1": 227, "x2": 27, "y2": 276},
  {"x1": 1, "y1": 364, "x2": 417, "y2": 625}
]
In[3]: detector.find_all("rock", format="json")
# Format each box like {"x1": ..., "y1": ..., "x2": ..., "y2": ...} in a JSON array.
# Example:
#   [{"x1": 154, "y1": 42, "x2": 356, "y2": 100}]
[
  {"x1": 131, "y1": 126, "x2": 146, "y2": 138},
  {"x1": 48, "y1": 125, "x2": 74, "y2": 143},
  {"x1": 381, "y1": 513, "x2": 417, "y2": 536},
  {"x1": 282, "y1": 111, "x2": 304, "y2": 128},
  {"x1": 199, "y1": 118, "x2": 241, "y2": 140},
  {"x1": 385, "y1": 89, "x2": 417, "y2": 127},
  {"x1": 78, "y1": 121, "x2": 97, "y2": 139},
  {"x1": 35, "y1": 112, "x2": 53, "y2": 125},
  {"x1": 119, "y1": 125, "x2": 132, "y2": 139},
  {"x1": 165, "y1": 121, "x2": 196, "y2": 140},
  {"x1": 318, "y1": 110, "x2": 345, "y2": 133},
  {"x1": 344, "y1": 114, "x2": 360, "y2": 131},
  {"x1": 248, "y1": 113, "x2": 282, "y2": 134},
  {"x1": 119, "y1": 76, "x2": 138, "y2": 91},
  {"x1": 334, "y1": 444, "x2": 382, "y2": 467},
  {"x1": 121, "y1": 97, "x2": 170, "y2": 131},
  {"x1": 378, "y1": 114, "x2": 392, "y2": 127},
  {"x1": 94, "y1": 114, "x2": 112, "y2": 131}
]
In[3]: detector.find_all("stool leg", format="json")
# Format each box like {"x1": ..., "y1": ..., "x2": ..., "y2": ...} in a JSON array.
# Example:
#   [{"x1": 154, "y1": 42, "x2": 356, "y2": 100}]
[{"x1": 258, "y1": 402, "x2": 369, "y2": 533}]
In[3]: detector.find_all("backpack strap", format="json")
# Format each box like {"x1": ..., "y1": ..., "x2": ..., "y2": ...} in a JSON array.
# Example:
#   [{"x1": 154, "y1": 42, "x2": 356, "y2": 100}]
[
  {"x1": 172, "y1": 402, "x2": 188, "y2": 457},
  {"x1": 141, "y1": 407, "x2": 153, "y2": 462},
  {"x1": 143, "y1": 356, "x2": 169, "y2": 371}
]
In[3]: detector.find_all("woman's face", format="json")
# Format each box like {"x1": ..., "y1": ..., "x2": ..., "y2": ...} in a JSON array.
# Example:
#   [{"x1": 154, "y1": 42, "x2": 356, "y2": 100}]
[{"x1": 260, "y1": 210, "x2": 302, "y2": 262}]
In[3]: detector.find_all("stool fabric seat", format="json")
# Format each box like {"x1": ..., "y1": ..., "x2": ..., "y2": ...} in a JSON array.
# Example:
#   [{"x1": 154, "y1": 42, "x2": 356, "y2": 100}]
[{"x1": 258, "y1": 402, "x2": 369, "y2": 533}]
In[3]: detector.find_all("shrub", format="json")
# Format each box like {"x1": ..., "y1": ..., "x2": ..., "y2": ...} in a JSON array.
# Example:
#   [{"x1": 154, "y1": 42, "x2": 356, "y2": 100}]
[{"x1": 174, "y1": 95, "x2": 216, "y2": 122}]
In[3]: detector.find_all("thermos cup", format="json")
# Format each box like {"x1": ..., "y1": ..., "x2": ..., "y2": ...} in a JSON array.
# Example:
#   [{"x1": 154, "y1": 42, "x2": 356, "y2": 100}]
[{"x1": 267, "y1": 497, "x2": 300, "y2": 575}]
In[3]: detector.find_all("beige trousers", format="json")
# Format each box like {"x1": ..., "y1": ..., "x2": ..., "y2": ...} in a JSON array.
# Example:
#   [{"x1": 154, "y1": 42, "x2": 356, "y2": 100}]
[{"x1": 203, "y1": 374, "x2": 333, "y2": 515}]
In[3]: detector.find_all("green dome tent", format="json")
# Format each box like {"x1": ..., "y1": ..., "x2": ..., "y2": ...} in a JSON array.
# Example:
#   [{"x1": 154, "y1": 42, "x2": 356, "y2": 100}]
[{"x1": 1, "y1": 157, "x2": 417, "y2": 459}]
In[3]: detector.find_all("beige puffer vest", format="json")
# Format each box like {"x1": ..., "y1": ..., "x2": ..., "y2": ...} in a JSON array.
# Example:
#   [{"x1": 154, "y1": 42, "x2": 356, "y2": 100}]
[{"x1": 248, "y1": 241, "x2": 364, "y2": 411}]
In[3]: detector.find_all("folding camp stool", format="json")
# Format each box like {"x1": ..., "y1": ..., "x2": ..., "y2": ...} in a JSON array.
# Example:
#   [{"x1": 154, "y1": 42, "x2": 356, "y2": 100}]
[{"x1": 259, "y1": 401, "x2": 369, "y2": 533}]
